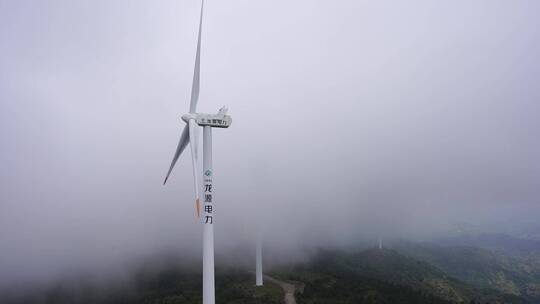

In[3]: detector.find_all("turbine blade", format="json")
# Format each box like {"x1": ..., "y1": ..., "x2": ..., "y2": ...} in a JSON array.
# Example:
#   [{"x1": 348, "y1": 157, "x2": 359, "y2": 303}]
[
  {"x1": 163, "y1": 125, "x2": 190, "y2": 185},
  {"x1": 189, "y1": 0, "x2": 204, "y2": 113},
  {"x1": 188, "y1": 119, "x2": 201, "y2": 217}
]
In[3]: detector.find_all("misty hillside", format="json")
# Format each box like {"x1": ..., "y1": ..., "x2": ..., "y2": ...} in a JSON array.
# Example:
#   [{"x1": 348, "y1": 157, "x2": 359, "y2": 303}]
[
  {"x1": 433, "y1": 233, "x2": 540, "y2": 258},
  {"x1": 1, "y1": 268, "x2": 284, "y2": 304},
  {"x1": 274, "y1": 248, "x2": 529, "y2": 304},
  {"x1": 4, "y1": 244, "x2": 540, "y2": 304},
  {"x1": 392, "y1": 241, "x2": 540, "y2": 302}
]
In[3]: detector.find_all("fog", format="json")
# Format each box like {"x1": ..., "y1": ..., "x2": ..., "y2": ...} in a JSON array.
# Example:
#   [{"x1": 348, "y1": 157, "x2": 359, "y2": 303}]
[{"x1": 1, "y1": 0, "x2": 539, "y2": 288}]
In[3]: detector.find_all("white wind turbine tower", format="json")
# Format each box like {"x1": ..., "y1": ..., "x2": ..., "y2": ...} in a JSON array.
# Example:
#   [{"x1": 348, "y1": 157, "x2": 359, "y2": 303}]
[
  {"x1": 255, "y1": 233, "x2": 263, "y2": 286},
  {"x1": 163, "y1": 1, "x2": 231, "y2": 304}
]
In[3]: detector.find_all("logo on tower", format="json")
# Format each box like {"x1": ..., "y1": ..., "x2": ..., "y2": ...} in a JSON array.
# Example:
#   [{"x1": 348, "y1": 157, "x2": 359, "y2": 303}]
[{"x1": 204, "y1": 169, "x2": 213, "y2": 177}]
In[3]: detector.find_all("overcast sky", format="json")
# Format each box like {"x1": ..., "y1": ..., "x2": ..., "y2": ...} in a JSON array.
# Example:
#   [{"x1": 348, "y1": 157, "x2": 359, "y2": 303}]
[{"x1": 1, "y1": 0, "x2": 539, "y2": 286}]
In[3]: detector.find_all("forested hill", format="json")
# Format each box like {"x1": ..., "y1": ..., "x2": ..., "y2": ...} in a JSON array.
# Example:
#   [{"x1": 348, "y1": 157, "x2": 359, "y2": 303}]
[
  {"x1": 392, "y1": 240, "x2": 540, "y2": 302},
  {"x1": 4, "y1": 244, "x2": 540, "y2": 304},
  {"x1": 274, "y1": 248, "x2": 530, "y2": 304}
]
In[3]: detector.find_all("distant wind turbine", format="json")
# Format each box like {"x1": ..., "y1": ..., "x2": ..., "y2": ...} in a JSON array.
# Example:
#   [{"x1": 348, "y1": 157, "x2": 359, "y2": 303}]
[
  {"x1": 256, "y1": 236, "x2": 263, "y2": 286},
  {"x1": 163, "y1": 1, "x2": 231, "y2": 303}
]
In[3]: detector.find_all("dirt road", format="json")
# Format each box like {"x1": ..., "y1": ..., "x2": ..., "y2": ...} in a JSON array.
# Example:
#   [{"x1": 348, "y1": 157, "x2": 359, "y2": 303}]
[{"x1": 263, "y1": 275, "x2": 297, "y2": 304}]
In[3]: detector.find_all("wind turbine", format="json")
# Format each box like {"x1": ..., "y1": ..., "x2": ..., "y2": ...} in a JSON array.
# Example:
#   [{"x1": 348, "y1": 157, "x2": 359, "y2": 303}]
[
  {"x1": 255, "y1": 234, "x2": 263, "y2": 286},
  {"x1": 163, "y1": 1, "x2": 231, "y2": 304}
]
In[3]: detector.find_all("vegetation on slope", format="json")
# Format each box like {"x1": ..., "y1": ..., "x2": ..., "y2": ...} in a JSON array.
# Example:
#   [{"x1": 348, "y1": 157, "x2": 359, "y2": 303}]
[
  {"x1": 2, "y1": 268, "x2": 283, "y2": 304},
  {"x1": 393, "y1": 241, "x2": 540, "y2": 302},
  {"x1": 5, "y1": 242, "x2": 540, "y2": 304},
  {"x1": 274, "y1": 248, "x2": 528, "y2": 304}
]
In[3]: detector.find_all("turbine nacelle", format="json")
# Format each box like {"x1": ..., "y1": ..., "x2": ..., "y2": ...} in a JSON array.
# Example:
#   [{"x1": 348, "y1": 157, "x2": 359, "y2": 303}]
[{"x1": 181, "y1": 107, "x2": 232, "y2": 128}]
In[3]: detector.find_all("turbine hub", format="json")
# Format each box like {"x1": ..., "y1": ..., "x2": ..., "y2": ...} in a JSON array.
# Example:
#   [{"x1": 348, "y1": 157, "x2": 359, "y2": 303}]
[{"x1": 181, "y1": 113, "x2": 197, "y2": 123}]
